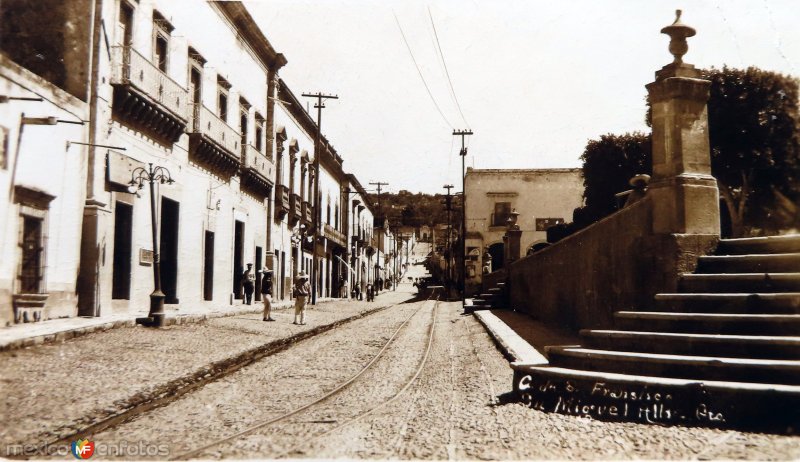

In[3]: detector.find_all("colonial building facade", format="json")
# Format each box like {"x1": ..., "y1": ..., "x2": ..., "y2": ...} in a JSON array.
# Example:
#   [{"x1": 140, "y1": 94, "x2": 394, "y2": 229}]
[
  {"x1": 464, "y1": 167, "x2": 584, "y2": 294},
  {"x1": 1, "y1": 0, "x2": 379, "y2": 324}
]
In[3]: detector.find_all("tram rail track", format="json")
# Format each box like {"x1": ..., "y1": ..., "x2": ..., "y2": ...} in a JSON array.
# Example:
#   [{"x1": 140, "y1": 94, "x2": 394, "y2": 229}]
[
  {"x1": 173, "y1": 295, "x2": 440, "y2": 460},
  {"x1": 270, "y1": 297, "x2": 441, "y2": 459},
  {"x1": 34, "y1": 299, "x2": 405, "y2": 455}
]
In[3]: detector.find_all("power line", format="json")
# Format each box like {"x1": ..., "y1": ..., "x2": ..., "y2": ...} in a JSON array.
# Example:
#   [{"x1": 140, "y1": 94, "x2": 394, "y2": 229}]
[
  {"x1": 393, "y1": 11, "x2": 453, "y2": 129},
  {"x1": 428, "y1": 7, "x2": 470, "y2": 128}
]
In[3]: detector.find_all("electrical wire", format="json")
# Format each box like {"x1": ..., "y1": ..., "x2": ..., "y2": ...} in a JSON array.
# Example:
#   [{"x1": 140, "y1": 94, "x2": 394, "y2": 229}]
[
  {"x1": 393, "y1": 11, "x2": 453, "y2": 130},
  {"x1": 428, "y1": 7, "x2": 470, "y2": 129}
]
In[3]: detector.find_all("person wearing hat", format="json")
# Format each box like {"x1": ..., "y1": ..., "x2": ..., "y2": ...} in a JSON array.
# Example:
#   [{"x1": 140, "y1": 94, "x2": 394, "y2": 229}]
[
  {"x1": 242, "y1": 263, "x2": 255, "y2": 305},
  {"x1": 293, "y1": 271, "x2": 311, "y2": 325},
  {"x1": 261, "y1": 268, "x2": 275, "y2": 321},
  {"x1": 625, "y1": 174, "x2": 650, "y2": 207}
]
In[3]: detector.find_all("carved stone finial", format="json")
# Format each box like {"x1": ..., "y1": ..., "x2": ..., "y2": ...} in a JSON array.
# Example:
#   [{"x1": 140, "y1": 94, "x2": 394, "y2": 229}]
[{"x1": 660, "y1": 9, "x2": 696, "y2": 64}]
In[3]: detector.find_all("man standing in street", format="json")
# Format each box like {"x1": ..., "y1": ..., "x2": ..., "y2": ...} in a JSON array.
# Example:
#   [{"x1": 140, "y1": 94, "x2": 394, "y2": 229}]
[
  {"x1": 242, "y1": 263, "x2": 255, "y2": 305},
  {"x1": 261, "y1": 268, "x2": 274, "y2": 321},
  {"x1": 293, "y1": 271, "x2": 310, "y2": 325}
]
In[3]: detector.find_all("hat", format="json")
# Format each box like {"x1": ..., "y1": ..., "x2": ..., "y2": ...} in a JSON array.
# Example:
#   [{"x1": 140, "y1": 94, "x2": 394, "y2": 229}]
[
  {"x1": 261, "y1": 268, "x2": 273, "y2": 273},
  {"x1": 297, "y1": 271, "x2": 309, "y2": 279},
  {"x1": 629, "y1": 174, "x2": 651, "y2": 187},
  {"x1": 247, "y1": 263, "x2": 253, "y2": 267}
]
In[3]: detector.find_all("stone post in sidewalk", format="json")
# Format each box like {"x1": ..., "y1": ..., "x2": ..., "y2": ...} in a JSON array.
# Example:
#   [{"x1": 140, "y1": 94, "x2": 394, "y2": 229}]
[{"x1": 640, "y1": 10, "x2": 721, "y2": 299}]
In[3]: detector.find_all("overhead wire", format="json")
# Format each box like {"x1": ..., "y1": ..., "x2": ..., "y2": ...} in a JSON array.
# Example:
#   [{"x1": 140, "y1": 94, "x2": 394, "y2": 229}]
[
  {"x1": 393, "y1": 11, "x2": 454, "y2": 130},
  {"x1": 427, "y1": 7, "x2": 470, "y2": 129}
]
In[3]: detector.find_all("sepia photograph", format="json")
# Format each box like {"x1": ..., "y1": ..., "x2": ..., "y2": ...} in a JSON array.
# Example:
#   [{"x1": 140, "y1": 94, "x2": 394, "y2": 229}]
[{"x1": 1, "y1": 0, "x2": 799, "y2": 460}]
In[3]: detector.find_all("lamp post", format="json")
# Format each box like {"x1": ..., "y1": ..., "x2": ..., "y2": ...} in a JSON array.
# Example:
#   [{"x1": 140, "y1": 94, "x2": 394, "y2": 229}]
[
  {"x1": 129, "y1": 163, "x2": 174, "y2": 327},
  {"x1": 291, "y1": 223, "x2": 310, "y2": 279}
]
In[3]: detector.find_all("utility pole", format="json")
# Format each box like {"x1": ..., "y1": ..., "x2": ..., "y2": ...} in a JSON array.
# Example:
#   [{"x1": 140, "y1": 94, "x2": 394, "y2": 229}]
[
  {"x1": 369, "y1": 181, "x2": 388, "y2": 291},
  {"x1": 453, "y1": 129, "x2": 472, "y2": 297},
  {"x1": 443, "y1": 184, "x2": 454, "y2": 295},
  {"x1": 302, "y1": 92, "x2": 338, "y2": 305}
]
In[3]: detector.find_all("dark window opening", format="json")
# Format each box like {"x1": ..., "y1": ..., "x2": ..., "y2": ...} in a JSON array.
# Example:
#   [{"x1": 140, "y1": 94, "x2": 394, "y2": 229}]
[
  {"x1": 492, "y1": 202, "x2": 512, "y2": 227},
  {"x1": 154, "y1": 34, "x2": 168, "y2": 71},
  {"x1": 218, "y1": 92, "x2": 228, "y2": 122}
]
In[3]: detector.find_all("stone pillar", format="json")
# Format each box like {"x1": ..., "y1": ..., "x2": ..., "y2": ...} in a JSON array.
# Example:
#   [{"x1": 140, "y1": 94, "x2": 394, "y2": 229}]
[
  {"x1": 646, "y1": 10, "x2": 720, "y2": 235},
  {"x1": 504, "y1": 209, "x2": 522, "y2": 269}
]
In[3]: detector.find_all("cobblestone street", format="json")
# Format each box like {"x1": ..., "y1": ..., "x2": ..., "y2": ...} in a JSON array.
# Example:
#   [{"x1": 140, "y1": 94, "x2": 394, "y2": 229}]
[{"x1": 3, "y1": 284, "x2": 798, "y2": 460}]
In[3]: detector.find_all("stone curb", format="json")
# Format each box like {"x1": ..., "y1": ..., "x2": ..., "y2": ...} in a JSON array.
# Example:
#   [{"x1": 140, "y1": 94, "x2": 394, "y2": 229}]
[
  {"x1": 38, "y1": 300, "x2": 399, "y2": 449},
  {"x1": 473, "y1": 310, "x2": 548, "y2": 365},
  {"x1": 0, "y1": 298, "x2": 344, "y2": 352}
]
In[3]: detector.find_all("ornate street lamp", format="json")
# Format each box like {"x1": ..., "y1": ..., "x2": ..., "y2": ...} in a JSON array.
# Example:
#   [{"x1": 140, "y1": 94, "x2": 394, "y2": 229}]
[
  {"x1": 129, "y1": 163, "x2": 174, "y2": 327},
  {"x1": 291, "y1": 223, "x2": 311, "y2": 278}
]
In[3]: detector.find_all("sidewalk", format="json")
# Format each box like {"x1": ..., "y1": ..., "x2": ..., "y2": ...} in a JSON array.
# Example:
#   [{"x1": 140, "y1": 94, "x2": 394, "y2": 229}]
[
  {"x1": 0, "y1": 295, "x2": 371, "y2": 351},
  {"x1": 473, "y1": 308, "x2": 581, "y2": 365},
  {"x1": 0, "y1": 289, "x2": 413, "y2": 449}
]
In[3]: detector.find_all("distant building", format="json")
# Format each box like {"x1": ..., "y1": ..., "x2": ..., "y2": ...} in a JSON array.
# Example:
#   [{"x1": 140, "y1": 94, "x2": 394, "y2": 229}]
[
  {"x1": 418, "y1": 224, "x2": 432, "y2": 242},
  {"x1": 464, "y1": 168, "x2": 584, "y2": 294}
]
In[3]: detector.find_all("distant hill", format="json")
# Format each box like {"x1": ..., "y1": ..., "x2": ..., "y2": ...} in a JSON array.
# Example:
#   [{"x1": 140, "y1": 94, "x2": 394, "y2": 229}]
[{"x1": 367, "y1": 190, "x2": 462, "y2": 227}]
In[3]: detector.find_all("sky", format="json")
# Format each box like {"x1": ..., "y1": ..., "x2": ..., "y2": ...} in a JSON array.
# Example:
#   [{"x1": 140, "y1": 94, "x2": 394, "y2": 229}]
[{"x1": 246, "y1": 0, "x2": 800, "y2": 194}]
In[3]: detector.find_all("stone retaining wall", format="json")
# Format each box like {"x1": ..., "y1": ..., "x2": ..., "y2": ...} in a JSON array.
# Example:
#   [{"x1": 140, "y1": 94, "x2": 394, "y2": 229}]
[{"x1": 508, "y1": 197, "x2": 717, "y2": 331}]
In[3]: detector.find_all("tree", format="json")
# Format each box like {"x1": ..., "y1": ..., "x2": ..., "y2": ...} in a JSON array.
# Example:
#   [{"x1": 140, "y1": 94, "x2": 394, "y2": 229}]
[
  {"x1": 578, "y1": 67, "x2": 800, "y2": 237},
  {"x1": 579, "y1": 132, "x2": 652, "y2": 220},
  {"x1": 701, "y1": 67, "x2": 800, "y2": 236}
]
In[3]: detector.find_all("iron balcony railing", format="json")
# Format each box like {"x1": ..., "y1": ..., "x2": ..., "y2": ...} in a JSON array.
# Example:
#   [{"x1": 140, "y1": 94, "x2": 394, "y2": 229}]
[
  {"x1": 190, "y1": 104, "x2": 240, "y2": 157},
  {"x1": 242, "y1": 144, "x2": 275, "y2": 184},
  {"x1": 110, "y1": 45, "x2": 189, "y2": 121}
]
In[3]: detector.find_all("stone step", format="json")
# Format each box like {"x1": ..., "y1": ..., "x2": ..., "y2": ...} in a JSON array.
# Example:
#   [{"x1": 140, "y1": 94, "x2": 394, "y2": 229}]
[
  {"x1": 679, "y1": 273, "x2": 800, "y2": 293},
  {"x1": 614, "y1": 311, "x2": 800, "y2": 335},
  {"x1": 653, "y1": 293, "x2": 800, "y2": 314},
  {"x1": 488, "y1": 287, "x2": 502, "y2": 293},
  {"x1": 581, "y1": 329, "x2": 800, "y2": 359},
  {"x1": 716, "y1": 234, "x2": 800, "y2": 256},
  {"x1": 510, "y1": 364, "x2": 800, "y2": 430},
  {"x1": 697, "y1": 253, "x2": 800, "y2": 273},
  {"x1": 480, "y1": 293, "x2": 500, "y2": 300},
  {"x1": 546, "y1": 346, "x2": 800, "y2": 385}
]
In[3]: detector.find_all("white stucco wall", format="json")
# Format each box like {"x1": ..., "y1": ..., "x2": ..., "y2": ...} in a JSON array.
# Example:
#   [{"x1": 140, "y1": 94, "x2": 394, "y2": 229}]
[{"x1": 0, "y1": 56, "x2": 90, "y2": 324}]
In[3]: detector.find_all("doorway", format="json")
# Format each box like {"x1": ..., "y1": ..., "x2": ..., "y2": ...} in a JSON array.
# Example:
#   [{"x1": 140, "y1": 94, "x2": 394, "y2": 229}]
[
  {"x1": 254, "y1": 246, "x2": 262, "y2": 301},
  {"x1": 488, "y1": 242, "x2": 504, "y2": 272},
  {"x1": 203, "y1": 231, "x2": 214, "y2": 301},
  {"x1": 112, "y1": 202, "x2": 133, "y2": 299},
  {"x1": 160, "y1": 197, "x2": 180, "y2": 304},
  {"x1": 19, "y1": 216, "x2": 44, "y2": 293},
  {"x1": 233, "y1": 220, "x2": 244, "y2": 299}
]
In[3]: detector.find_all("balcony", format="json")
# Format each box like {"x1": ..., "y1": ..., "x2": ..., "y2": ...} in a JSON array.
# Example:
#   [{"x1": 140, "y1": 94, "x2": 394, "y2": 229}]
[
  {"x1": 188, "y1": 104, "x2": 241, "y2": 177},
  {"x1": 110, "y1": 46, "x2": 189, "y2": 143},
  {"x1": 324, "y1": 224, "x2": 347, "y2": 248},
  {"x1": 302, "y1": 200, "x2": 313, "y2": 226},
  {"x1": 275, "y1": 184, "x2": 290, "y2": 219},
  {"x1": 289, "y1": 193, "x2": 302, "y2": 226},
  {"x1": 240, "y1": 144, "x2": 275, "y2": 197}
]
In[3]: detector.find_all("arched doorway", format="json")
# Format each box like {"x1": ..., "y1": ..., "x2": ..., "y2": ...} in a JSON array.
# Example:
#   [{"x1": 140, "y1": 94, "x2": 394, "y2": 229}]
[{"x1": 488, "y1": 242, "x2": 504, "y2": 272}]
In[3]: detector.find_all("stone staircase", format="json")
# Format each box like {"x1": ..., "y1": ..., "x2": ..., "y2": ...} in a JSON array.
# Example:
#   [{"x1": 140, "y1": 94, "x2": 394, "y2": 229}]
[
  {"x1": 512, "y1": 234, "x2": 800, "y2": 430},
  {"x1": 469, "y1": 282, "x2": 507, "y2": 310}
]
